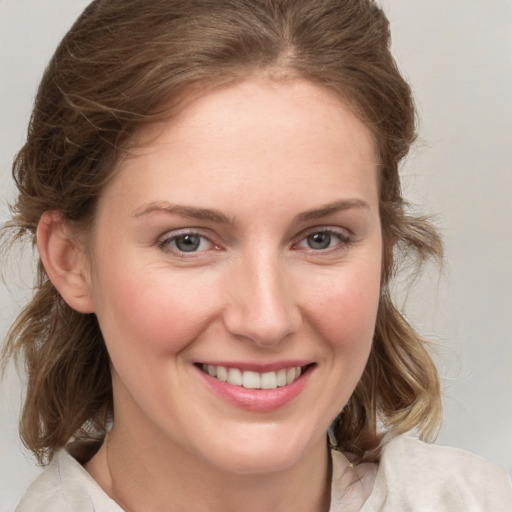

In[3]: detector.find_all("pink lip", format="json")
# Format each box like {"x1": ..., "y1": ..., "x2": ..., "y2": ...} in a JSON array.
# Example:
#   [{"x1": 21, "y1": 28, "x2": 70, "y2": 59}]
[{"x1": 193, "y1": 363, "x2": 315, "y2": 412}]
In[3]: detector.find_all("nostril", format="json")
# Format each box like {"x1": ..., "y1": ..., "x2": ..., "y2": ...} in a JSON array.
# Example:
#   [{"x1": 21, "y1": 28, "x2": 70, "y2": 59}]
[
  {"x1": 221, "y1": 263, "x2": 302, "y2": 345},
  {"x1": 222, "y1": 305, "x2": 300, "y2": 346}
]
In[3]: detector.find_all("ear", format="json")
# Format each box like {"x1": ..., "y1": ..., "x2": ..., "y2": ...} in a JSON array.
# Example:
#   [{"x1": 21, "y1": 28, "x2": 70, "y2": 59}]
[{"x1": 36, "y1": 211, "x2": 95, "y2": 313}]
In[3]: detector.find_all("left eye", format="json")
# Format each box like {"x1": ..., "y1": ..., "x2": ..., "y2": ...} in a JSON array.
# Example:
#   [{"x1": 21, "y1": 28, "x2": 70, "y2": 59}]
[
  {"x1": 159, "y1": 233, "x2": 213, "y2": 253},
  {"x1": 297, "y1": 230, "x2": 349, "y2": 251}
]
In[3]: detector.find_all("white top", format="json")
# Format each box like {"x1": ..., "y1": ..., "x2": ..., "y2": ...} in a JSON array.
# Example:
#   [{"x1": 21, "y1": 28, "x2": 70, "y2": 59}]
[{"x1": 16, "y1": 435, "x2": 512, "y2": 511}]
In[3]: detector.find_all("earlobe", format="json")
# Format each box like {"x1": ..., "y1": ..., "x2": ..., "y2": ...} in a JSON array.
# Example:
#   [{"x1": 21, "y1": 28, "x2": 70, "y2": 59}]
[{"x1": 36, "y1": 211, "x2": 95, "y2": 313}]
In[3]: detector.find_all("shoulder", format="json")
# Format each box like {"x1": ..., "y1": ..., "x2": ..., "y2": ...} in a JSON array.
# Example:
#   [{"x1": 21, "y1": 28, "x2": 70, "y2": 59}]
[
  {"x1": 15, "y1": 453, "x2": 69, "y2": 512},
  {"x1": 362, "y1": 435, "x2": 512, "y2": 511},
  {"x1": 15, "y1": 449, "x2": 122, "y2": 512}
]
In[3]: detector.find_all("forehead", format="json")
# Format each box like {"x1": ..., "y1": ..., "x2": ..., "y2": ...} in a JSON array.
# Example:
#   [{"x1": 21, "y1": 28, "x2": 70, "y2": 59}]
[
  {"x1": 131, "y1": 77, "x2": 376, "y2": 157},
  {"x1": 101, "y1": 78, "x2": 379, "y2": 219}
]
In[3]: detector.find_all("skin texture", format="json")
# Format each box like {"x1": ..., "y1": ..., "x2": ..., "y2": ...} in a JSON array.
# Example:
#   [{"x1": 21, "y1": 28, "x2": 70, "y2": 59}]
[{"x1": 39, "y1": 78, "x2": 382, "y2": 512}]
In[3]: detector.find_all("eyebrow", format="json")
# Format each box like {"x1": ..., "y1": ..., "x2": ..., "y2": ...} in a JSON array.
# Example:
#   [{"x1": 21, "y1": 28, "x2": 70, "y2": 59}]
[
  {"x1": 133, "y1": 201, "x2": 234, "y2": 224},
  {"x1": 294, "y1": 199, "x2": 370, "y2": 223},
  {"x1": 133, "y1": 199, "x2": 369, "y2": 224}
]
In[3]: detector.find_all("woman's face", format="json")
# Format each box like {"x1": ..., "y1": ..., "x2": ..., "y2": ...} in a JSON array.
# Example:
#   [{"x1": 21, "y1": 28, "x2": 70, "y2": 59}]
[{"x1": 85, "y1": 78, "x2": 382, "y2": 474}]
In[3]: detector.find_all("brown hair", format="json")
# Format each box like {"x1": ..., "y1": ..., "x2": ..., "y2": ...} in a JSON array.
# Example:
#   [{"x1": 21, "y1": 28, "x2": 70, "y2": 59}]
[{"x1": 2, "y1": 0, "x2": 442, "y2": 465}]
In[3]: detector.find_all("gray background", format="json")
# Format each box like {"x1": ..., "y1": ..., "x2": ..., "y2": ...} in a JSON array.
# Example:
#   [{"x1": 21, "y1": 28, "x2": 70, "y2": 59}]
[{"x1": 1, "y1": 0, "x2": 511, "y2": 509}]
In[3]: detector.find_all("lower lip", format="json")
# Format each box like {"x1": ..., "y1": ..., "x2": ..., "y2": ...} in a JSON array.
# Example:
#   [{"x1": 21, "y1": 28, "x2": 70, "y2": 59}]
[{"x1": 194, "y1": 365, "x2": 313, "y2": 412}]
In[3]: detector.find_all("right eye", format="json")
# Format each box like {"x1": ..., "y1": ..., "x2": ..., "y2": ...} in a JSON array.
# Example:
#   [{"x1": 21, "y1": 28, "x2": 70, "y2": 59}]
[{"x1": 158, "y1": 232, "x2": 214, "y2": 254}]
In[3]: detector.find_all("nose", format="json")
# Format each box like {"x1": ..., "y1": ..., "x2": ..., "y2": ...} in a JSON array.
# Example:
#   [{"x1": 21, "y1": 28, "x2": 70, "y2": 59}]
[{"x1": 222, "y1": 252, "x2": 302, "y2": 347}]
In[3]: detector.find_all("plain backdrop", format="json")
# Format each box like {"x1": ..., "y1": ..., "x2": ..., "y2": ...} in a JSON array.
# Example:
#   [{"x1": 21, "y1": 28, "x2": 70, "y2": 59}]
[{"x1": 1, "y1": 1, "x2": 511, "y2": 510}]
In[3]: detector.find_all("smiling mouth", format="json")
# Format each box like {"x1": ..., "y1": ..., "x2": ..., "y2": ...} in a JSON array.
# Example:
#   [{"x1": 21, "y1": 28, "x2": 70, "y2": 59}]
[{"x1": 198, "y1": 364, "x2": 312, "y2": 390}]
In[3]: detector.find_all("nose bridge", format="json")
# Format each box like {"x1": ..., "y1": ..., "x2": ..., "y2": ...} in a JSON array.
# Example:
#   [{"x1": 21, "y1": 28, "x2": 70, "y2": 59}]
[{"x1": 223, "y1": 248, "x2": 300, "y2": 346}]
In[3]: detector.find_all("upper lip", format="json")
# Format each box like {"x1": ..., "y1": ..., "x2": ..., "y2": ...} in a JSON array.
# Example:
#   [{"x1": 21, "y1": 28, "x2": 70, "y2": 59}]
[{"x1": 195, "y1": 361, "x2": 314, "y2": 372}]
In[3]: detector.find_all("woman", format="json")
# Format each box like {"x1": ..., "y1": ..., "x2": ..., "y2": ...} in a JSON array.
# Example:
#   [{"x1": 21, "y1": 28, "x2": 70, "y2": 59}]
[{"x1": 2, "y1": 0, "x2": 511, "y2": 510}]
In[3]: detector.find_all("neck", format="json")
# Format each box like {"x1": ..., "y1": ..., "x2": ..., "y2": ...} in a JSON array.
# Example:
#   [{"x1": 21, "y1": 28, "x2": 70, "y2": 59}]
[{"x1": 88, "y1": 423, "x2": 332, "y2": 512}]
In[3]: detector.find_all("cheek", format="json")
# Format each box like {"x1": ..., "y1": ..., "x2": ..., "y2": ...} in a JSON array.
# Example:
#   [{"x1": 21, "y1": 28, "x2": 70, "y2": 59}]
[
  {"x1": 307, "y1": 264, "x2": 381, "y2": 355},
  {"x1": 93, "y1": 269, "x2": 218, "y2": 357}
]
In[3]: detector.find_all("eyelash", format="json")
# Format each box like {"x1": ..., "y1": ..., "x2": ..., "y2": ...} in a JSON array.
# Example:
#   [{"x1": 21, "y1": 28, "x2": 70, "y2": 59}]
[
  {"x1": 157, "y1": 230, "x2": 215, "y2": 256},
  {"x1": 294, "y1": 228, "x2": 354, "y2": 254},
  {"x1": 157, "y1": 227, "x2": 354, "y2": 256}
]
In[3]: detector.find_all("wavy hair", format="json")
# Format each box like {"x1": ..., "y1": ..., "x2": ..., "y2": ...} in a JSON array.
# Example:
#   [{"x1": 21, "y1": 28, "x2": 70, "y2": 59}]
[{"x1": 2, "y1": 0, "x2": 442, "y2": 465}]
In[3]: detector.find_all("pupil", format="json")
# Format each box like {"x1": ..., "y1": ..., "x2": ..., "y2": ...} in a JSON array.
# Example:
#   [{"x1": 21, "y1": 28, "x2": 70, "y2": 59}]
[
  {"x1": 308, "y1": 232, "x2": 330, "y2": 250},
  {"x1": 176, "y1": 235, "x2": 200, "y2": 252}
]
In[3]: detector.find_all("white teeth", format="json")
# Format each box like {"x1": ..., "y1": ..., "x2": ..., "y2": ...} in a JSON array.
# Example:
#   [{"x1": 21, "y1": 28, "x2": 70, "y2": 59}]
[
  {"x1": 276, "y1": 368, "x2": 287, "y2": 387},
  {"x1": 261, "y1": 371, "x2": 277, "y2": 390},
  {"x1": 286, "y1": 367, "x2": 296, "y2": 385},
  {"x1": 202, "y1": 364, "x2": 306, "y2": 389},
  {"x1": 216, "y1": 366, "x2": 228, "y2": 382},
  {"x1": 227, "y1": 368, "x2": 243, "y2": 386},
  {"x1": 242, "y1": 371, "x2": 261, "y2": 389}
]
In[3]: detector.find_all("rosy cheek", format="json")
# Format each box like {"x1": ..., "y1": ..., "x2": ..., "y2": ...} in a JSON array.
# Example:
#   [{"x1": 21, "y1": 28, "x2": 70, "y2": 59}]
[
  {"x1": 312, "y1": 273, "x2": 380, "y2": 351},
  {"x1": 103, "y1": 274, "x2": 214, "y2": 356}
]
